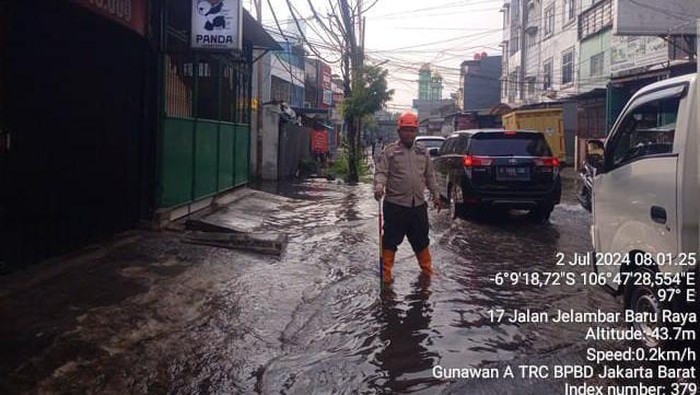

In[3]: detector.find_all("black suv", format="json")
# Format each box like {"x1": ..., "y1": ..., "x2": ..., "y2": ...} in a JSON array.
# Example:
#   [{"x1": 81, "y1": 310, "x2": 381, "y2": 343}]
[{"x1": 433, "y1": 129, "x2": 561, "y2": 221}]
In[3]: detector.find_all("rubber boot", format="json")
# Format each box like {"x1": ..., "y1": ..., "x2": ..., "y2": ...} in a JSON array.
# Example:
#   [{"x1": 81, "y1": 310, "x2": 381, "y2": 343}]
[
  {"x1": 382, "y1": 249, "x2": 395, "y2": 284},
  {"x1": 415, "y1": 248, "x2": 434, "y2": 276}
]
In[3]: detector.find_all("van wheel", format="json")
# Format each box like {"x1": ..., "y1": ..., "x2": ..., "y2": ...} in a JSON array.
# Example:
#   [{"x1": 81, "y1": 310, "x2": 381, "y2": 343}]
[
  {"x1": 449, "y1": 184, "x2": 465, "y2": 220},
  {"x1": 625, "y1": 267, "x2": 663, "y2": 348}
]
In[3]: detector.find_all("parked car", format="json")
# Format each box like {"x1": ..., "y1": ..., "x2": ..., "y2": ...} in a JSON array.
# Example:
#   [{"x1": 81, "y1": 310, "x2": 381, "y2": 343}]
[
  {"x1": 433, "y1": 129, "x2": 561, "y2": 221},
  {"x1": 591, "y1": 72, "x2": 699, "y2": 348},
  {"x1": 415, "y1": 135, "x2": 445, "y2": 157}
]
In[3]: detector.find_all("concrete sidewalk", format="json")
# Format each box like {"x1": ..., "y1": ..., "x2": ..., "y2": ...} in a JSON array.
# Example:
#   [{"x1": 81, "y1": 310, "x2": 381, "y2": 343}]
[{"x1": 0, "y1": 187, "x2": 293, "y2": 298}]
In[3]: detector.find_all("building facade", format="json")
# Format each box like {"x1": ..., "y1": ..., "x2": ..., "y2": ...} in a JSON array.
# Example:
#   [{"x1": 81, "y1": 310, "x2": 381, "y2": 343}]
[
  {"x1": 460, "y1": 54, "x2": 503, "y2": 112},
  {"x1": 0, "y1": 1, "x2": 279, "y2": 268},
  {"x1": 413, "y1": 64, "x2": 456, "y2": 135},
  {"x1": 500, "y1": 0, "x2": 697, "y2": 165}
]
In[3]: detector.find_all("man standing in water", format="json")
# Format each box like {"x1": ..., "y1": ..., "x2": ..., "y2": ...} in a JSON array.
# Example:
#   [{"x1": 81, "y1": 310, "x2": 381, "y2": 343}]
[{"x1": 373, "y1": 112, "x2": 442, "y2": 284}]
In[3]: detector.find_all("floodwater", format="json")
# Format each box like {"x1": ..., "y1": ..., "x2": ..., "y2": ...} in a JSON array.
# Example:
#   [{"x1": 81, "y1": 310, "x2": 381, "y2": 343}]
[{"x1": 1, "y1": 171, "x2": 677, "y2": 394}]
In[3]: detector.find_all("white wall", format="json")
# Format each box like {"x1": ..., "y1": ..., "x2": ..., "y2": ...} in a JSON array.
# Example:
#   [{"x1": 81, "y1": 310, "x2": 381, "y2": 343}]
[
  {"x1": 271, "y1": 56, "x2": 305, "y2": 88},
  {"x1": 261, "y1": 104, "x2": 281, "y2": 180}
]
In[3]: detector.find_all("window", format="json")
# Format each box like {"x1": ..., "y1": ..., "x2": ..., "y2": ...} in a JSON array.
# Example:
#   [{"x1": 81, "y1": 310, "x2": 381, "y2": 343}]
[
  {"x1": 590, "y1": 52, "x2": 604, "y2": 76},
  {"x1": 610, "y1": 95, "x2": 682, "y2": 167},
  {"x1": 543, "y1": 59, "x2": 553, "y2": 90},
  {"x1": 456, "y1": 137, "x2": 470, "y2": 154},
  {"x1": 527, "y1": 78, "x2": 536, "y2": 96},
  {"x1": 440, "y1": 137, "x2": 457, "y2": 155},
  {"x1": 578, "y1": 0, "x2": 612, "y2": 40},
  {"x1": 561, "y1": 49, "x2": 574, "y2": 85},
  {"x1": 564, "y1": 0, "x2": 576, "y2": 23},
  {"x1": 508, "y1": 71, "x2": 518, "y2": 102},
  {"x1": 544, "y1": 4, "x2": 555, "y2": 36},
  {"x1": 501, "y1": 78, "x2": 507, "y2": 101},
  {"x1": 510, "y1": 34, "x2": 520, "y2": 56},
  {"x1": 471, "y1": 133, "x2": 553, "y2": 157}
]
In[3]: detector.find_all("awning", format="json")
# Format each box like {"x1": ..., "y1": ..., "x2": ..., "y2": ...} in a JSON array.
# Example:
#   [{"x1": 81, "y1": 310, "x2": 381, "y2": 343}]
[
  {"x1": 567, "y1": 88, "x2": 607, "y2": 101},
  {"x1": 243, "y1": 9, "x2": 282, "y2": 51},
  {"x1": 291, "y1": 107, "x2": 331, "y2": 115}
]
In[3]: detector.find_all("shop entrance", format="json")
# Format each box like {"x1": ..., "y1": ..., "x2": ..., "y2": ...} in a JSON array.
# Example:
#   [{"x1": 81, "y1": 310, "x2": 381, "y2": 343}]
[{"x1": 0, "y1": 3, "x2": 153, "y2": 267}]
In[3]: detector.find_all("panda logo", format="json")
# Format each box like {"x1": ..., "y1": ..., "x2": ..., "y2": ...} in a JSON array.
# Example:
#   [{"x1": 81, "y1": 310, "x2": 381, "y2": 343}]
[{"x1": 197, "y1": 0, "x2": 226, "y2": 31}]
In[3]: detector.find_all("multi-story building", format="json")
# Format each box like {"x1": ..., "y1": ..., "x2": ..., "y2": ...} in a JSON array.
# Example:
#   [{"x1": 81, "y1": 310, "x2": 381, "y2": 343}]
[
  {"x1": 501, "y1": 0, "x2": 580, "y2": 108},
  {"x1": 413, "y1": 63, "x2": 456, "y2": 135},
  {"x1": 304, "y1": 58, "x2": 333, "y2": 109},
  {"x1": 500, "y1": 0, "x2": 697, "y2": 165},
  {"x1": 270, "y1": 41, "x2": 306, "y2": 108},
  {"x1": 459, "y1": 54, "x2": 503, "y2": 112}
]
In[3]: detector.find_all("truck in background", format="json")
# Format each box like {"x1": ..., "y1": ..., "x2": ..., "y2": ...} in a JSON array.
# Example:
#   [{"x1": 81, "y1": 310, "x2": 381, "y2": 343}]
[{"x1": 502, "y1": 108, "x2": 567, "y2": 164}]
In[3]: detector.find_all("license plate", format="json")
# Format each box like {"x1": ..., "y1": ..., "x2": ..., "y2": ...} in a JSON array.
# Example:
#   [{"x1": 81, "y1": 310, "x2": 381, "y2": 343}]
[{"x1": 497, "y1": 166, "x2": 530, "y2": 180}]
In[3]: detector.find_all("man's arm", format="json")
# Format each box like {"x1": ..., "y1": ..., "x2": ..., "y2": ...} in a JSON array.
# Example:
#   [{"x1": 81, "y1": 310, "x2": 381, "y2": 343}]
[
  {"x1": 424, "y1": 153, "x2": 439, "y2": 198},
  {"x1": 374, "y1": 148, "x2": 388, "y2": 200}
]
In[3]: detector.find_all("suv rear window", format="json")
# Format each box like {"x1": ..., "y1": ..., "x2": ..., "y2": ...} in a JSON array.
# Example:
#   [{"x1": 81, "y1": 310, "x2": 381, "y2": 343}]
[
  {"x1": 470, "y1": 133, "x2": 552, "y2": 157},
  {"x1": 417, "y1": 138, "x2": 444, "y2": 149}
]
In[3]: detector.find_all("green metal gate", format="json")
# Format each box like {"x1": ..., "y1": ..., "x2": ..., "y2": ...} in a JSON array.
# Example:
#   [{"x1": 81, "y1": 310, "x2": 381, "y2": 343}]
[
  {"x1": 160, "y1": 118, "x2": 250, "y2": 208},
  {"x1": 158, "y1": 3, "x2": 253, "y2": 209}
]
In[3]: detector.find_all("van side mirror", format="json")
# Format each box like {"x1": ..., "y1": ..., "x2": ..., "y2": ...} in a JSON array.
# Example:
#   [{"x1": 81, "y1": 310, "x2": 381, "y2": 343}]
[
  {"x1": 585, "y1": 139, "x2": 605, "y2": 170},
  {"x1": 429, "y1": 148, "x2": 439, "y2": 157},
  {"x1": 586, "y1": 153, "x2": 604, "y2": 169}
]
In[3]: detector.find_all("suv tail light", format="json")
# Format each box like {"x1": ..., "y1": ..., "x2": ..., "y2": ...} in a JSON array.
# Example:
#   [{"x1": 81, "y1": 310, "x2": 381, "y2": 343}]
[
  {"x1": 534, "y1": 157, "x2": 560, "y2": 167},
  {"x1": 463, "y1": 155, "x2": 493, "y2": 167}
]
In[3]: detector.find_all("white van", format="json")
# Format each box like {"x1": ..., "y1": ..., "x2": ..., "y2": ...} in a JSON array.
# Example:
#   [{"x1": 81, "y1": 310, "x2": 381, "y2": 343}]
[{"x1": 591, "y1": 73, "x2": 699, "y2": 347}]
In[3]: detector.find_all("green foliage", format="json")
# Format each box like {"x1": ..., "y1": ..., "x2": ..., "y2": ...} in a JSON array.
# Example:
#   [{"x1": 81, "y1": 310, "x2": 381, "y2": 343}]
[
  {"x1": 298, "y1": 158, "x2": 318, "y2": 175},
  {"x1": 342, "y1": 65, "x2": 394, "y2": 119},
  {"x1": 329, "y1": 149, "x2": 371, "y2": 182}
]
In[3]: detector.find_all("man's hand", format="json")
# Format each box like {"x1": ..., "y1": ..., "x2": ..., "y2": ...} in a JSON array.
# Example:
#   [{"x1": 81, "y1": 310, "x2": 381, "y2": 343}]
[
  {"x1": 433, "y1": 196, "x2": 443, "y2": 213},
  {"x1": 374, "y1": 185, "x2": 385, "y2": 201}
]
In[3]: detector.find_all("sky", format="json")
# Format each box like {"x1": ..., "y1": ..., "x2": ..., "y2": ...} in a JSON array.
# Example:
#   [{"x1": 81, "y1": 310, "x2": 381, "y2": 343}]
[{"x1": 244, "y1": 0, "x2": 505, "y2": 111}]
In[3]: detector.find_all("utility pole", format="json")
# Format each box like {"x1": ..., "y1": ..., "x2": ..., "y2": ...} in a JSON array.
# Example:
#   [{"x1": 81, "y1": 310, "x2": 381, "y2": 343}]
[
  {"x1": 340, "y1": 0, "x2": 360, "y2": 182},
  {"x1": 254, "y1": 0, "x2": 263, "y2": 179},
  {"x1": 339, "y1": 0, "x2": 362, "y2": 183},
  {"x1": 357, "y1": 14, "x2": 366, "y2": 160}
]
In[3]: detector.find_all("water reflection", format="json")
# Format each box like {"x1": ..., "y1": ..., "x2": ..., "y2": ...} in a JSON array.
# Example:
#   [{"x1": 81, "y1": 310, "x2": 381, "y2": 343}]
[
  {"x1": 337, "y1": 191, "x2": 361, "y2": 222},
  {"x1": 374, "y1": 274, "x2": 441, "y2": 393}
]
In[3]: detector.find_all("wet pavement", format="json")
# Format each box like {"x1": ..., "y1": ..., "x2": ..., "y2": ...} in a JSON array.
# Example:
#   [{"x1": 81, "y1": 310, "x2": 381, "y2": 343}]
[{"x1": 0, "y1": 169, "x2": 695, "y2": 394}]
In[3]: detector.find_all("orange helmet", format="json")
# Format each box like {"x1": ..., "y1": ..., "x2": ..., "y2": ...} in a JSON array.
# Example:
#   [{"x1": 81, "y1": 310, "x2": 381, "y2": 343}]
[{"x1": 397, "y1": 112, "x2": 419, "y2": 129}]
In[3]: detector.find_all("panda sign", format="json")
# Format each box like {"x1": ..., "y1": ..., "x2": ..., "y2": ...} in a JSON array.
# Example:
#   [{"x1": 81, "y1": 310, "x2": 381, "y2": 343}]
[{"x1": 191, "y1": 0, "x2": 242, "y2": 50}]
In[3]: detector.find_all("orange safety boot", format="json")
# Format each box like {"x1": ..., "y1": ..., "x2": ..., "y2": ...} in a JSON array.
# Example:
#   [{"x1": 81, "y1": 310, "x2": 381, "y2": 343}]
[
  {"x1": 382, "y1": 249, "x2": 395, "y2": 284},
  {"x1": 415, "y1": 248, "x2": 434, "y2": 276}
]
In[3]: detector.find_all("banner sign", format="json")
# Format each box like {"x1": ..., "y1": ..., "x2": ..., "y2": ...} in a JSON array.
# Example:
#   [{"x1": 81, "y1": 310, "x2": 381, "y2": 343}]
[
  {"x1": 311, "y1": 130, "x2": 329, "y2": 153},
  {"x1": 320, "y1": 63, "x2": 332, "y2": 107},
  {"x1": 72, "y1": 0, "x2": 147, "y2": 36},
  {"x1": 191, "y1": 0, "x2": 242, "y2": 50}
]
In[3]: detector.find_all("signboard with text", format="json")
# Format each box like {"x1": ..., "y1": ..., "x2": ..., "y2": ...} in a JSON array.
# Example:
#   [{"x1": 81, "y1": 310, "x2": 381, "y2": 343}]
[
  {"x1": 614, "y1": 0, "x2": 700, "y2": 35},
  {"x1": 610, "y1": 36, "x2": 668, "y2": 74},
  {"x1": 72, "y1": 0, "x2": 147, "y2": 36},
  {"x1": 191, "y1": 0, "x2": 241, "y2": 50},
  {"x1": 321, "y1": 63, "x2": 332, "y2": 107},
  {"x1": 311, "y1": 130, "x2": 329, "y2": 153}
]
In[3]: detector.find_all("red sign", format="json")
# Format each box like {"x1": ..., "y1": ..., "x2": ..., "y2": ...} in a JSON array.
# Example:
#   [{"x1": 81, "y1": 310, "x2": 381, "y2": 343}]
[
  {"x1": 73, "y1": 0, "x2": 147, "y2": 36},
  {"x1": 311, "y1": 130, "x2": 329, "y2": 153},
  {"x1": 320, "y1": 63, "x2": 332, "y2": 108},
  {"x1": 321, "y1": 63, "x2": 332, "y2": 90}
]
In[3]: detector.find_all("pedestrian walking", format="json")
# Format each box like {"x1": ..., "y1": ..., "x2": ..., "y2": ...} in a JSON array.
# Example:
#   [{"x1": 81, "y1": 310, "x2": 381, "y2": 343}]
[{"x1": 373, "y1": 112, "x2": 442, "y2": 285}]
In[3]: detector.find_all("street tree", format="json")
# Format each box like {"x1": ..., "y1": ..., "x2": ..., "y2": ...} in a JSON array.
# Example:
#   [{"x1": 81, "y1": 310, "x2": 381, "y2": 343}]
[
  {"x1": 275, "y1": 0, "x2": 384, "y2": 183},
  {"x1": 343, "y1": 65, "x2": 394, "y2": 166}
]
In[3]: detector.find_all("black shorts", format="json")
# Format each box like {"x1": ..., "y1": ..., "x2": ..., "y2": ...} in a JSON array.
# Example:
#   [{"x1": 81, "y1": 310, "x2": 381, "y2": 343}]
[{"x1": 382, "y1": 200, "x2": 429, "y2": 253}]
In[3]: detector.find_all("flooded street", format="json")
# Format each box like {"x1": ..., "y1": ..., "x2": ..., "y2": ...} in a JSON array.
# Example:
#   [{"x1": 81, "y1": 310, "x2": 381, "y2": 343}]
[{"x1": 0, "y1": 172, "x2": 687, "y2": 394}]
